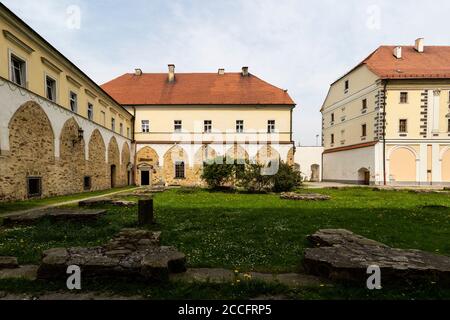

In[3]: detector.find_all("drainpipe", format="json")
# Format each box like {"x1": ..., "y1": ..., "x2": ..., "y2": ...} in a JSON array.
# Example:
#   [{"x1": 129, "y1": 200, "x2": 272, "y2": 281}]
[
  {"x1": 133, "y1": 106, "x2": 137, "y2": 186},
  {"x1": 382, "y1": 80, "x2": 388, "y2": 186}
]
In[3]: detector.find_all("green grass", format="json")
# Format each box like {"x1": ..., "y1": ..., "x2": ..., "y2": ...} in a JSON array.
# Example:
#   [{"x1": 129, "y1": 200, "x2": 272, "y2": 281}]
[
  {"x1": 0, "y1": 186, "x2": 137, "y2": 214},
  {"x1": 1, "y1": 187, "x2": 450, "y2": 299}
]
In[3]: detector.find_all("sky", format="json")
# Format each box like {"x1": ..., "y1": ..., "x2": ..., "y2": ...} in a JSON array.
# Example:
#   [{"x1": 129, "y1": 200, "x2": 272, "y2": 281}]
[{"x1": 3, "y1": 0, "x2": 450, "y2": 146}]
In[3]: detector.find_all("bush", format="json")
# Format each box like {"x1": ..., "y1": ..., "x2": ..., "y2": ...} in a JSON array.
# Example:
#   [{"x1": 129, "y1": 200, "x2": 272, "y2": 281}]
[
  {"x1": 202, "y1": 158, "x2": 302, "y2": 193},
  {"x1": 272, "y1": 162, "x2": 302, "y2": 192},
  {"x1": 201, "y1": 158, "x2": 238, "y2": 189},
  {"x1": 236, "y1": 163, "x2": 273, "y2": 193}
]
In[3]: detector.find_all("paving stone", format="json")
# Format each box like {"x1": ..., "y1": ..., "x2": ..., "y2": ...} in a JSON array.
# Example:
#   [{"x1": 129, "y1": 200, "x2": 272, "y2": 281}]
[
  {"x1": 0, "y1": 256, "x2": 19, "y2": 269},
  {"x1": 170, "y1": 268, "x2": 235, "y2": 284},
  {"x1": 2, "y1": 209, "x2": 106, "y2": 227},
  {"x1": 0, "y1": 265, "x2": 38, "y2": 281},
  {"x1": 239, "y1": 272, "x2": 327, "y2": 288},
  {"x1": 79, "y1": 199, "x2": 136, "y2": 208},
  {"x1": 37, "y1": 228, "x2": 185, "y2": 283},
  {"x1": 304, "y1": 229, "x2": 450, "y2": 285},
  {"x1": 280, "y1": 192, "x2": 331, "y2": 201}
]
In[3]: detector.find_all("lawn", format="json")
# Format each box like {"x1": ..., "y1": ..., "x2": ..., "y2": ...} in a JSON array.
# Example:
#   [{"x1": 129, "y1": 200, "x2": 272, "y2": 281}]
[
  {"x1": 0, "y1": 186, "x2": 137, "y2": 214},
  {"x1": 0, "y1": 187, "x2": 449, "y2": 299}
]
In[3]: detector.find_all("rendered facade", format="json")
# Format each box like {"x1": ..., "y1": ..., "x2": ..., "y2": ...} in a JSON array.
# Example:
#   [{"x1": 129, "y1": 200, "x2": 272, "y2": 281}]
[
  {"x1": 102, "y1": 67, "x2": 296, "y2": 187},
  {"x1": 322, "y1": 39, "x2": 450, "y2": 185}
]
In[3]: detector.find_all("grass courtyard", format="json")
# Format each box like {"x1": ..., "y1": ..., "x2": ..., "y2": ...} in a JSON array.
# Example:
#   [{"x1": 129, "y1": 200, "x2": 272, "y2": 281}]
[{"x1": 0, "y1": 187, "x2": 449, "y2": 299}]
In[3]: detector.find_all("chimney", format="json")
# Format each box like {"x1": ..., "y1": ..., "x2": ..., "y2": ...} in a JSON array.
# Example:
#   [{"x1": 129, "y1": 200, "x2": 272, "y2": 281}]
[
  {"x1": 415, "y1": 38, "x2": 424, "y2": 53},
  {"x1": 393, "y1": 46, "x2": 402, "y2": 59},
  {"x1": 242, "y1": 66, "x2": 249, "y2": 77},
  {"x1": 168, "y1": 64, "x2": 175, "y2": 83},
  {"x1": 218, "y1": 68, "x2": 225, "y2": 75},
  {"x1": 134, "y1": 68, "x2": 142, "y2": 76}
]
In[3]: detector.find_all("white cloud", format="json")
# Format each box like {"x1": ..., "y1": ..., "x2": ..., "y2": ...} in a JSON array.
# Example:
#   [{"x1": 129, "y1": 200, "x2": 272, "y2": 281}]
[{"x1": 4, "y1": 0, "x2": 450, "y2": 145}]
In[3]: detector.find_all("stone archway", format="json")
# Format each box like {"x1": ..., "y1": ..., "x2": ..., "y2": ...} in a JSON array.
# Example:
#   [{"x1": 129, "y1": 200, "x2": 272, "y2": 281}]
[
  {"x1": 136, "y1": 146, "x2": 161, "y2": 186},
  {"x1": 59, "y1": 118, "x2": 86, "y2": 194},
  {"x1": 121, "y1": 142, "x2": 131, "y2": 186},
  {"x1": 5, "y1": 101, "x2": 55, "y2": 200},
  {"x1": 163, "y1": 145, "x2": 190, "y2": 186},
  {"x1": 108, "y1": 137, "x2": 120, "y2": 188},
  {"x1": 193, "y1": 145, "x2": 217, "y2": 182},
  {"x1": 225, "y1": 144, "x2": 249, "y2": 164},
  {"x1": 88, "y1": 129, "x2": 107, "y2": 190}
]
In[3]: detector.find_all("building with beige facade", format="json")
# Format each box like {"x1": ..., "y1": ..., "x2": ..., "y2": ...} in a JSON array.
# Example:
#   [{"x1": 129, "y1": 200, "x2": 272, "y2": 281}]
[
  {"x1": 0, "y1": 4, "x2": 134, "y2": 201},
  {"x1": 102, "y1": 66, "x2": 296, "y2": 187},
  {"x1": 322, "y1": 39, "x2": 450, "y2": 185}
]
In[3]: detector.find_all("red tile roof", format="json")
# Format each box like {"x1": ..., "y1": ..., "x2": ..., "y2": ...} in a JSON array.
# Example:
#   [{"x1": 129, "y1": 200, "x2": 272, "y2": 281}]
[
  {"x1": 358, "y1": 46, "x2": 450, "y2": 80},
  {"x1": 101, "y1": 73, "x2": 295, "y2": 106}
]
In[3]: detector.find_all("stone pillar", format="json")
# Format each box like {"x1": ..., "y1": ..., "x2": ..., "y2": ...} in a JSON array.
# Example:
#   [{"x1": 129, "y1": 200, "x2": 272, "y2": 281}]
[{"x1": 138, "y1": 198, "x2": 154, "y2": 226}]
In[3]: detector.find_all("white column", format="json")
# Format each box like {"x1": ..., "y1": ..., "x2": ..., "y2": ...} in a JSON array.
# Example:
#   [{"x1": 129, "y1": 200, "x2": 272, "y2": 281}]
[
  {"x1": 432, "y1": 90, "x2": 441, "y2": 133},
  {"x1": 419, "y1": 144, "x2": 428, "y2": 183}
]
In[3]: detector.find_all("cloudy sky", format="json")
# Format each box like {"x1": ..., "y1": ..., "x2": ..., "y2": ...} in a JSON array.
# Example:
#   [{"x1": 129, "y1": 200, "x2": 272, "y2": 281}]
[{"x1": 3, "y1": 0, "x2": 450, "y2": 145}]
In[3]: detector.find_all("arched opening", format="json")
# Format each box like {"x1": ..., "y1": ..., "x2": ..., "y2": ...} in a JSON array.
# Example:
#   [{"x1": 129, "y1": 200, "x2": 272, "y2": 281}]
[
  {"x1": 389, "y1": 147, "x2": 417, "y2": 184},
  {"x1": 358, "y1": 168, "x2": 370, "y2": 185},
  {"x1": 110, "y1": 165, "x2": 117, "y2": 188},
  {"x1": 88, "y1": 129, "x2": 106, "y2": 190},
  {"x1": 136, "y1": 146, "x2": 161, "y2": 186},
  {"x1": 442, "y1": 149, "x2": 450, "y2": 182},
  {"x1": 310, "y1": 164, "x2": 320, "y2": 182}
]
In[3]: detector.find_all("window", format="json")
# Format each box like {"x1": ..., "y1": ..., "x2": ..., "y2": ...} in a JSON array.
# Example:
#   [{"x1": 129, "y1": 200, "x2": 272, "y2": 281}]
[
  {"x1": 111, "y1": 117, "x2": 116, "y2": 131},
  {"x1": 69, "y1": 91, "x2": 77, "y2": 112},
  {"x1": 101, "y1": 111, "x2": 106, "y2": 126},
  {"x1": 45, "y1": 76, "x2": 56, "y2": 102},
  {"x1": 10, "y1": 54, "x2": 26, "y2": 86},
  {"x1": 400, "y1": 92, "x2": 408, "y2": 104},
  {"x1": 142, "y1": 120, "x2": 150, "y2": 133},
  {"x1": 83, "y1": 176, "x2": 92, "y2": 191},
  {"x1": 87, "y1": 103, "x2": 94, "y2": 121},
  {"x1": 344, "y1": 80, "x2": 349, "y2": 92},
  {"x1": 174, "y1": 120, "x2": 182, "y2": 133},
  {"x1": 447, "y1": 119, "x2": 450, "y2": 132},
  {"x1": 120, "y1": 123, "x2": 124, "y2": 136},
  {"x1": 236, "y1": 120, "x2": 244, "y2": 133},
  {"x1": 331, "y1": 134, "x2": 335, "y2": 144},
  {"x1": 268, "y1": 120, "x2": 276, "y2": 133},
  {"x1": 362, "y1": 99, "x2": 367, "y2": 110},
  {"x1": 127, "y1": 127, "x2": 131, "y2": 138},
  {"x1": 399, "y1": 119, "x2": 408, "y2": 133},
  {"x1": 362, "y1": 124, "x2": 367, "y2": 137},
  {"x1": 331, "y1": 113, "x2": 335, "y2": 123},
  {"x1": 204, "y1": 120, "x2": 212, "y2": 133},
  {"x1": 27, "y1": 177, "x2": 42, "y2": 198},
  {"x1": 175, "y1": 161, "x2": 185, "y2": 179}
]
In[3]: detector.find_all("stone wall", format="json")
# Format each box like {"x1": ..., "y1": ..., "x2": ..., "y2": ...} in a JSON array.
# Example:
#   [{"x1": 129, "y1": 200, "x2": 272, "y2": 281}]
[{"x1": 0, "y1": 100, "x2": 132, "y2": 202}]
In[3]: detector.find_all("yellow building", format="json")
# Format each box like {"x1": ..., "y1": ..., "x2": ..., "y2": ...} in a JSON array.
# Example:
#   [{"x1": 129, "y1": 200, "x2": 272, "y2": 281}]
[
  {"x1": 0, "y1": 4, "x2": 134, "y2": 201},
  {"x1": 322, "y1": 39, "x2": 450, "y2": 185},
  {"x1": 103, "y1": 66, "x2": 296, "y2": 186}
]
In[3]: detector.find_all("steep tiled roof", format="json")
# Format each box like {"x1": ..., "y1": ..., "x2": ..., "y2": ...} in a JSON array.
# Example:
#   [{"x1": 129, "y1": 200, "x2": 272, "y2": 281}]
[
  {"x1": 101, "y1": 73, "x2": 295, "y2": 106},
  {"x1": 355, "y1": 45, "x2": 450, "y2": 80}
]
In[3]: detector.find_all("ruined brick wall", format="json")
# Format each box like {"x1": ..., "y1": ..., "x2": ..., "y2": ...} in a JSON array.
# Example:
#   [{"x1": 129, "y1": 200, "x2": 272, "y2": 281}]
[
  {"x1": 287, "y1": 147, "x2": 295, "y2": 166},
  {"x1": 87, "y1": 129, "x2": 108, "y2": 191},
  {"x1": 57, "y1": 118, "x2": 86, "y2": 195},
  {"x1": 108, "y1": 137, "x2": 122, "y2": 188},
  {"x1": 0, "y1": 100, "x2": 132, "y2": 202},
  {"x1": 0, "y1": 101, "x2": 55, "y2": 200}
]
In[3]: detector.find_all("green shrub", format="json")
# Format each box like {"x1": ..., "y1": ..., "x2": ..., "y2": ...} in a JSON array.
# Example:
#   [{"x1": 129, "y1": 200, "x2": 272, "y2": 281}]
[
  {"x1": 236, "y1": 163, "x2": 273, "y2": 193},
  {"x1": 201, "y1": 158, "x2": 237, "y2": 189},
  {"x1": 272, "y1": 162, "x2": 302, "y2": 192}
]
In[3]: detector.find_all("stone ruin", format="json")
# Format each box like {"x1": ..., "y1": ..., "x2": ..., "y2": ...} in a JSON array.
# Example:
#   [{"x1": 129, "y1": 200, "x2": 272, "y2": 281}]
[
  {"x1": 3, "y1": 209, "x2": 106, "y2": 227},
  {"x1": 304, "y1": 229, "x2": 450, "y2": 286},
  {"x1": 37, "y1": 229, "x2": 186, "y2": 282},
  {"x1": 280, "y1": 192, "x2": 331, "y2": 201}
]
